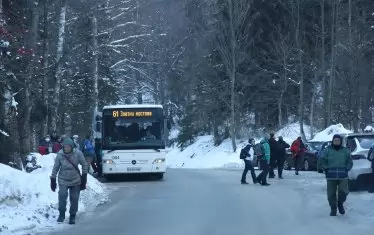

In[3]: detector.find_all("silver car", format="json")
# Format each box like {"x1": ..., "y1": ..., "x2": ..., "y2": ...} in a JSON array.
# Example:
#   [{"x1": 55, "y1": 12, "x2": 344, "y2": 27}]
[{"x1": 341, "y1": 133, "x2": 374, "y2": 191}]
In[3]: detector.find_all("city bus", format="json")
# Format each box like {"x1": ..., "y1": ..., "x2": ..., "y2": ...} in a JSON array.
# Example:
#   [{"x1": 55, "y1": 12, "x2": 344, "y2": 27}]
[{"x1": 95, "y1": 104, "x2": 169, "y2": 180}]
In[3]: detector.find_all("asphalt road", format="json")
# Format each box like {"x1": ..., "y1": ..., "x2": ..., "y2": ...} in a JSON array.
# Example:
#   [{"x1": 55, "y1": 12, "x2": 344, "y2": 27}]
[{"x1": 41, "y1": 169, "x2": 372, "y2": 235}]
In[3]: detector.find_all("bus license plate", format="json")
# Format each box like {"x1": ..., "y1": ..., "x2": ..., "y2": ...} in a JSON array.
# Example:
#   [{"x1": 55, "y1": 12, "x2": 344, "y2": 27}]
[{"x1": 127, "y1": 167, "x2": 141, "y2": 172}]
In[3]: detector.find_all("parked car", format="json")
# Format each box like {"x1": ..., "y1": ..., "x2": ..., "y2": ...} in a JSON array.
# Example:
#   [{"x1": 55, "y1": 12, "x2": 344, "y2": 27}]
[
  {"x1": 316, "y1": 141, "x2": 332, "y2": 173},
  {"x1": 283, "y1": 141, "x2": 323, "y2": 171},
  {"x1": 340, "y1": 133, "x2": 374, "y2": 191}
]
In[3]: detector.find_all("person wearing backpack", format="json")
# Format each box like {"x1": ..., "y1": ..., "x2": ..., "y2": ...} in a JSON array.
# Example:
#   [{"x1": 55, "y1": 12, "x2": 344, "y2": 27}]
[
  {"x1": 319, "y1": 134, "x2": 353, "y2": 216},
  {"x1": 290, "y1": 137, "x2": 306, "y2": 175},
  {"x1": 50, "y1": 138, "x2": 89, "y2": 224},
  {"x1": 83, "y1": 135, "x2": 97, "y2": 173},
  {"x1": 255, "y1": 137, "x2": 271, "y2": 186},
  {"x1": 368, "y1": 144, "x2": 374, "y2": 193},
  {"x1": 240, "y1": 138, "x2": 258, "y2": 184}
]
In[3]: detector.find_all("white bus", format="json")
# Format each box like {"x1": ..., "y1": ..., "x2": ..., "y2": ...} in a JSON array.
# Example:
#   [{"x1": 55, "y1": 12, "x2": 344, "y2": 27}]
[{"x1": 95, "y1": 104, "x2": 169, "y2": 180}]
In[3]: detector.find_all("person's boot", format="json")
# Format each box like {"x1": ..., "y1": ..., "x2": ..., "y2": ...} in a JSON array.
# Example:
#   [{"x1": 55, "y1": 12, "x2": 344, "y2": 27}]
[
  {"x1": 241, "y1": 181, "x2": 249, "y2": 184},
  {"x1": 295, "y1": 171, "x2": 299, "y2": 175},
  {"x1": 69, "y1": 214, "x2": 76, "y2": 224},
  {"x1": 57, "y1": 212, "x2": 65, "y2": 223},
  {"x1": 337, "y1": 202, "x2": 345, "y2": 215},
  {"x1": 261, "y1": 182, "x2": 270, "y2": 186},
  {"x1": 330, "y1": 206, "x2": 337, "y2": 216}
]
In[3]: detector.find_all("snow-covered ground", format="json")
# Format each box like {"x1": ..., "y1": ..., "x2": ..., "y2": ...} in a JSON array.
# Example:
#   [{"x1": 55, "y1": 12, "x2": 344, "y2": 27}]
[{"x1": 0, "y1": 153, "x2": 109, "y2": 235}]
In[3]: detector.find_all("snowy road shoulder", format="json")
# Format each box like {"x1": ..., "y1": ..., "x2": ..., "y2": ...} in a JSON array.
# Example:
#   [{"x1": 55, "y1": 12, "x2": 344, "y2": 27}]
[{"x1": 0, "y1": 153, "x2": 109, "y2": 235}]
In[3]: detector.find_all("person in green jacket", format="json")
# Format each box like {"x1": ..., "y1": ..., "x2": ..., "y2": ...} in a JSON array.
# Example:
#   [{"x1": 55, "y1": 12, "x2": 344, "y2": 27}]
[
  {"x1": 319, "y1": 134, "x2": 353, "y2": 216},
  {"x1": 255, "y1": 137, "x2": 271, "y2": 186}
]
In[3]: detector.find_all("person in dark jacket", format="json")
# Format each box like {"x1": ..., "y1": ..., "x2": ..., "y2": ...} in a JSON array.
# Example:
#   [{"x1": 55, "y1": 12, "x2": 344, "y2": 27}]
[
  {"x1": 52, "y1": 136, "x2": 63, "y2": 153},
  {"x1": 50, "y1": 138, "x2": 89, "y2": 224},
  {"x1": 368, "y1": 144, "x2": 374, "y2": 193},
  {"x1": 319, "y1": 134, "x2": 353, "y2": 216},
  {"x1": 240, "y1": 138, "x2": 257, "y2": 184},
  {"x1": 277, "y1": 136, "x2": 290, "y2": 179},
  {"x1": 268, "y1": 133, "x2": 278, "y2": 178},
  {"x1": 94, "y1": 138, "x2": 103, "y2": 177}
]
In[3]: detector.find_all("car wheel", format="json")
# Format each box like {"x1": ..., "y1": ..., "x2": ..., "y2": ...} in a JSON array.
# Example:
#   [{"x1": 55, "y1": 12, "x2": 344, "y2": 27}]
[
  {"x1": 303, "y1": 159, "x2": 309, "y2": 171},
  {"x1": 348, "y1": 179, "x2": 358, "y2": 192}
]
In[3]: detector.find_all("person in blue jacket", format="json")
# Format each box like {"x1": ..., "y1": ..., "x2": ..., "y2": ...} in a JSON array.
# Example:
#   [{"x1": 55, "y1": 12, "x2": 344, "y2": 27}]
[
  {"x1": 255, "y1": 137, "x2": 271, "y2": 186},
  {"x1": 82, "y1": 135, "x2": 97, "y2": 173}
]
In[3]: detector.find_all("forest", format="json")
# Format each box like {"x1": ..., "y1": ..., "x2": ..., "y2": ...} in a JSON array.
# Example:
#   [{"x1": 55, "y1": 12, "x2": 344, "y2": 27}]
[{"x1": 0, "y1": 0, "x2": 373, "y2": 165}]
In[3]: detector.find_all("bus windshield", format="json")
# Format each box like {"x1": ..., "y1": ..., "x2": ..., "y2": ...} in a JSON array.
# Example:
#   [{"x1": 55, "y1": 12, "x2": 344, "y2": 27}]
[{"x1": 102, "y1": 108, "x2": 165, "y2": 150}]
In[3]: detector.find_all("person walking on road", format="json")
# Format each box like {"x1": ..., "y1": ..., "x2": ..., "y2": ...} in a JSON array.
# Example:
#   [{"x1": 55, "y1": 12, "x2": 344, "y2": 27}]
[
  {"x1": 240, "y1": 138, "x2": 258, "y2": 184},
  {"x1": 82, "y1": 135, "x2": 97, "y2": 173},
  {"x1": 268, "y1": 133, "x2": 278, "y2": 178},
  {"x1": 256, "y1": 138, "x2": 271, "y2": 186},
  {"x1": 319, "y1": 134, "x2": 353, "y2": 216},
  {"x1": 50, "y1": 138, "x2": 89, "y2": 224},
  {"x1": 290, "y1": 137, "x2": 306, "y2": 175},
  {"x1": 277, "y1": 136, "x2": 290, "y2": 179}
]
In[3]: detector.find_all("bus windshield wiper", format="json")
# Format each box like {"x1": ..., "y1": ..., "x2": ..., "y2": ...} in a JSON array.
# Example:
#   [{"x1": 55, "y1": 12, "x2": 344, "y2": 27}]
[{"x1": 153, "y1": 149, "x2": 161, "y2": 152}]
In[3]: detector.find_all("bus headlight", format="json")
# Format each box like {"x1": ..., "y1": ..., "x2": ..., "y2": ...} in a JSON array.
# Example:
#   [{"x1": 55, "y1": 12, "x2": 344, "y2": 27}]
[
  {"x1": 152, "y1": 158, "x2": 165, "y2": 164},
  {"x1": 103, "y1": 159, "x2": 114, "y2": 164}
]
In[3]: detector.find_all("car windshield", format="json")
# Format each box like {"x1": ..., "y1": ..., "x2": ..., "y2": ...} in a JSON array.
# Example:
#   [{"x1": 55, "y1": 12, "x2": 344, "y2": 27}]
[
  {"x1": 307, "y1": 142, "x2": 323, "y2": 151},
  {"x1": 356, "y1": 136, "x2": 374, "y2": 149}
]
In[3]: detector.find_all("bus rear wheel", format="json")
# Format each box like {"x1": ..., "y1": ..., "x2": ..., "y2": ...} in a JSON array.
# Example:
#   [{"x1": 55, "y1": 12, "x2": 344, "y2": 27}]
[{"x1": 154, "y1": 173, "x2": 164, "y2": 180}]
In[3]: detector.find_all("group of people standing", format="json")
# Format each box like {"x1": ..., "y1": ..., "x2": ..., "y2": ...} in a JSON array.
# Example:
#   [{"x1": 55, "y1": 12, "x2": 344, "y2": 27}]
[
  {"x1": 241, "y1": 133, "x2": 355, "y2": 217},
  {"x1": 39, "y1": 132, "x2": 102, "y2": 176},
  {"x1": 240, "y1": 134, "x2": 305, "y2": 186}
]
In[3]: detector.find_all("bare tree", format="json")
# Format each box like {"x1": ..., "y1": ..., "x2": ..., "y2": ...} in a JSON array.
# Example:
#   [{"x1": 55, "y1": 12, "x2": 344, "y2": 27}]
[{"x1": 214, "y1": 0, "x2": 252, "y2": 152}]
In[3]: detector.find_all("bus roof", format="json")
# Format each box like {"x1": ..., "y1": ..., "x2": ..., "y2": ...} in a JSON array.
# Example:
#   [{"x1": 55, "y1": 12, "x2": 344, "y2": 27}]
[{"x1": 103, "y1": 104, "x2": 163, "y2": 109}]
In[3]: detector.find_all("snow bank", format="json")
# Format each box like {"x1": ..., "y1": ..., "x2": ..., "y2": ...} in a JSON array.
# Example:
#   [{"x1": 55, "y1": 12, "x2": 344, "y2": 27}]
[
  {"x1": 167, "y1": 135, "x2": 247, "y2": 169},
  {"x1": 311, "y1": 124, "x2": 352, "y2": 142},
  {"x1": 167, "y1": 123, "x2": 311, "y2": 169},
  {"x1": 275, "y1": 122, "x2": 311, "y2": 144},
  {"x1": 0, "y1": 153, "x2": 108, "y2": 234}
]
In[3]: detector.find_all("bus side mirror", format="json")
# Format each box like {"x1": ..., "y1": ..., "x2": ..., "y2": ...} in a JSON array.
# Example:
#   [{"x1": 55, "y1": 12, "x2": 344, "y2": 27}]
[
  {"x1": 95, "y1": 122, "x2": 101, "y2": 132},
  {"x1": 167, "y1": 120, "x2": 171, "y2": 130}
]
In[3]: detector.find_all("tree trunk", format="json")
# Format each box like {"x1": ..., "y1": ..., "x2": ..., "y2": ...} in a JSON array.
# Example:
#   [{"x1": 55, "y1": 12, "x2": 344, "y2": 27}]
[
  {"x1": 321, "y1": 0, "x2": 328, "y2": 128},
  {"x1": 228, "y1": 0, "x2": 236, "y2": 152},
  {"x1": 296, "y1": 0, "x2": 306, "y2": 142},
  {"x1": 327, "y1": 0, "x2": 337, "y2": 126},
  {"x1": 51, "y1": 0, "x2": 67, "y2": 132},
  {"x1": 18, "y1": 1, "x2": 39, "y2": 164},
  {"x1": 41, "y1": 0, "x2": 49, "y2": 136},
  {"x1": 92, "y1": 13, "x2": 99, "y2": 135}
]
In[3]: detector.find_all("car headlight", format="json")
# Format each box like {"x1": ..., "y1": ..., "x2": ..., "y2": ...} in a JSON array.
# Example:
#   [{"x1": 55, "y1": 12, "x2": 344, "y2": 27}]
[
  {"x1": 103, "y1": 159, "x2": 114, "y2": 164},
  {"x1": 153, "y1": 158, "x2": 165, "y2": 164}
]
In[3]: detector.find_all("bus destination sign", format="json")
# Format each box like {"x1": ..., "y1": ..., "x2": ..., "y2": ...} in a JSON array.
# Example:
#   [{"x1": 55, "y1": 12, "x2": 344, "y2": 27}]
[{"x1": 112, "y1": 110, "x2": 152, "y2": 118}]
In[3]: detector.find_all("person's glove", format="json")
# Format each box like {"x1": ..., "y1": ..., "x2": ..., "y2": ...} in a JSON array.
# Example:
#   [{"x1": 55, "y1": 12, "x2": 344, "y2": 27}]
[
  {"x1": 80, "y1": 174, "x2": 87, "y2": 191},
  {"x1": 50, "y1": 177, "x2": 57, "y2": 192}
]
